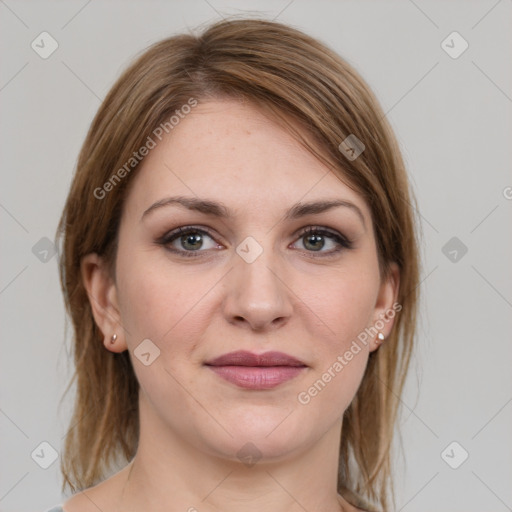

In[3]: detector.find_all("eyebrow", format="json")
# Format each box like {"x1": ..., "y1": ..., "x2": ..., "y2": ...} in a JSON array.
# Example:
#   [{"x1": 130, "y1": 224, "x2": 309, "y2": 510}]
[{"x1": 141, "y1": 195, "x2": 366, "y2": 227}]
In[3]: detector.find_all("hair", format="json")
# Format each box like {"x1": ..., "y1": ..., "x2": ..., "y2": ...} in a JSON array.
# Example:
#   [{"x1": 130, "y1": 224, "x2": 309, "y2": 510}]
[{"x1": 57, "y1": 17, "x2": 419, "y2": 512}]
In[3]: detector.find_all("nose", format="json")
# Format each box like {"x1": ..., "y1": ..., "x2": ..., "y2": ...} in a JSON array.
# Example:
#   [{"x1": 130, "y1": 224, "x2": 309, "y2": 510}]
[{"x1": 222, "y1": 248, "x2": 293, "y2": 332}]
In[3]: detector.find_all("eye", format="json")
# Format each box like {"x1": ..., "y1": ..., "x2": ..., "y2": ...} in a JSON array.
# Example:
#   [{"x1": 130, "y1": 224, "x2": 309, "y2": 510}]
[
  {"x1": 157, "y1": 226, "x2": 221, "y2": 257},
  {"x1": 291, "y1": 227, "x2": 352, "y2": 256},
  {"x1": 157, "y1": 225, "x2": 352, "y2": 259}
]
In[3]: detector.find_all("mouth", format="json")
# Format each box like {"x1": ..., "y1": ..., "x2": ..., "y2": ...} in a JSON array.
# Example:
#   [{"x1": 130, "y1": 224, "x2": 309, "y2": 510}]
[{"x1": 204, "y1": 350, "x2": 308, "y2": 390}]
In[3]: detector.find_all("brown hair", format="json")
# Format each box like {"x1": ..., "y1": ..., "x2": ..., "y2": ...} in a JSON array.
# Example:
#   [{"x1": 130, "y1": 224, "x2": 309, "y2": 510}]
[{"x1": 57, "y1": 18, "x2": 419, "y2": 512}]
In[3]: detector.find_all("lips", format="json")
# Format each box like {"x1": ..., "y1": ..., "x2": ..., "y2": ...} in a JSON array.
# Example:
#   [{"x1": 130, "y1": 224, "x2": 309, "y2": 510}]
[
  {"x1": 205, "y1": 350, "x2": 306, "y2": 367},
  {"x1": 205, "y1": 350, "x2": 307, "y2": 390}
]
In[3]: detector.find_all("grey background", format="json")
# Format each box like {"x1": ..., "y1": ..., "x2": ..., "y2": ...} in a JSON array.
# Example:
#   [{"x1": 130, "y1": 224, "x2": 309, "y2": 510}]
[{"x1": 1, "y1": 1, "x2": 511, "y2": 511}]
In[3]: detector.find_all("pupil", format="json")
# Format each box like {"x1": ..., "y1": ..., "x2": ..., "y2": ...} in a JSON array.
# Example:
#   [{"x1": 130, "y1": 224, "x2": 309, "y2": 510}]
[
  {"x1": 305, "y1": 234, "x2": 324, "y2": 251},
  {"x1": 182, "y1": 233, "x2": 202, "y2": 250}
]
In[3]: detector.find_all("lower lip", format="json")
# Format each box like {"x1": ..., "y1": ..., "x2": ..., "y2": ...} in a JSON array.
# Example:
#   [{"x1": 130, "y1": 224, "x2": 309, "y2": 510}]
[{"x1": 207, "y1": 365, "x2": 306, "y2": 389}]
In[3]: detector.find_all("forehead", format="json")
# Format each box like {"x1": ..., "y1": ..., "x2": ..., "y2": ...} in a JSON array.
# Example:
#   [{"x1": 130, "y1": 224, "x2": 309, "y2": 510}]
[{"x1": 124, "y1": 99, "x2": 369, "y2": 222}]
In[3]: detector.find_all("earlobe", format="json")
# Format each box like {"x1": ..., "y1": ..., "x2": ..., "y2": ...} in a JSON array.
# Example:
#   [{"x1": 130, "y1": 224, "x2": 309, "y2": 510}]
[
  {"x1": 370, "y1": 263, "x2": 400, "y2": 352},
  {"x1": 80, "y1": 253, "x2": 127, "y2": 353}
]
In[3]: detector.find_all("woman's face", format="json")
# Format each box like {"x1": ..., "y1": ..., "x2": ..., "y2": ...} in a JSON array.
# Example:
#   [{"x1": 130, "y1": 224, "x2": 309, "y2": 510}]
[{"x1": 91, "y1": 99, "x2": 398, "y2": 462}]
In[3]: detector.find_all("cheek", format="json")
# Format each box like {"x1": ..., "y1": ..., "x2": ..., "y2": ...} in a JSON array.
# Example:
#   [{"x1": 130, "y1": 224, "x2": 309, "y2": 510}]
[
  {"x1": 115, "y1": 256, "x2": 209, "y2": 411},
  {"x1": 296, "y1": 282, "x2": 371, "y2": 417},
  {"x1": 293, "y1": 262, "x2": 379, "y2": 411},
  {"x1": 115, "y1": 248, "x2": 205, "y2": 347},
  {"x1": 297, "y1": 263, "x2": 380, "y2": 344}
]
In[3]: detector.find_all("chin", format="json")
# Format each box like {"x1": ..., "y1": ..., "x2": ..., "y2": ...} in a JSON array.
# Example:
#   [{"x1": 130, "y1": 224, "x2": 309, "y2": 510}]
[{"x1": 198, "y1": 409, "x2": 314, "y2": 464}]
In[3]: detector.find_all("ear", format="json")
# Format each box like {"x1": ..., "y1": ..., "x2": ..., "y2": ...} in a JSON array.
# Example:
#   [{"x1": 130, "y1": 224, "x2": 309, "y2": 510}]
[
  {"x1": 81, "y1": 253, "x2": 127, "y2": 353},
  {"x1": 369, "y1": 262, "x2": 400, "y2": 353}
]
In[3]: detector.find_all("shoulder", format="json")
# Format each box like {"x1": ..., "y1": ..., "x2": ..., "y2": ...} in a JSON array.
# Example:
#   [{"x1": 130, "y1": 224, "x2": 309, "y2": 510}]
[
  {"x1": 61, "y1": 484, "x2": 118, "y2": 512},
  {"x1": 61, "y1": 464, "x2": 130, "y2": 512},
  {"x1": 62, "y1": 487, "x2": 116, "y2": 512},
  {"x1": 61, "y1": 492, "x2": 97, "y2": 512}
]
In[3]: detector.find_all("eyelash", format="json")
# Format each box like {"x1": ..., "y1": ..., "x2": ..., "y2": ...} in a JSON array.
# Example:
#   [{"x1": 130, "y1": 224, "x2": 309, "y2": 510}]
[{"x1": 156, "y1": 225, "x2": 353, "y2": 259}]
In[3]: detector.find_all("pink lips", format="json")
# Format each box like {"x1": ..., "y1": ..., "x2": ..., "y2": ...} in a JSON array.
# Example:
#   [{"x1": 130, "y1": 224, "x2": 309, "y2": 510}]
[{"x1": 205, "y1": 350, "x2": 307, "y2": 390}]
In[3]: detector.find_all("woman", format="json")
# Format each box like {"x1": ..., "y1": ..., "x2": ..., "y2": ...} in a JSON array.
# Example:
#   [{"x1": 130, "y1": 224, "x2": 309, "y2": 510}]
[{"x1": 50, "y1": 18, "x2": 419, "y2": 512}]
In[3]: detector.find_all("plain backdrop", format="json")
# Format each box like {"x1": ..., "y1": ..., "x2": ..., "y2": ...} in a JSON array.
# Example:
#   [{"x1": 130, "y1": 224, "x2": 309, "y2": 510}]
[{"x1": 1, "y1": 1, "x2": 511, "y2": 511}]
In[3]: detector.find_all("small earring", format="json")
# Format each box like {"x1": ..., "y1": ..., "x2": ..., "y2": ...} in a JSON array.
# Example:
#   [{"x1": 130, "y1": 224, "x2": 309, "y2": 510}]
[
  {"x1": 376, "y1": 332, "x2": 385, "y2": 343},
  {"x1": 110, "y1": 334, "x2": 117, "y2": 344}
]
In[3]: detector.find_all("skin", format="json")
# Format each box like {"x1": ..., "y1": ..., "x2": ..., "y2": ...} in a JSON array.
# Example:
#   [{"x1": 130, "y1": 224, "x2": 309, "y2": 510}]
[{"x1": 68, "y1": 98, "x2": 399, "y2": 512}]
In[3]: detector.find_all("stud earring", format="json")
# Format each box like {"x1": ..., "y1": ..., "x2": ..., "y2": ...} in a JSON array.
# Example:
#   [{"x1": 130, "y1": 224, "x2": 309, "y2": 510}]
[
  {"x1": 376, "y1": 332, "x2": 385, "y2": 343},
  {"x1": 110, "y1": 334, "x2": 117, "y2": 344}
]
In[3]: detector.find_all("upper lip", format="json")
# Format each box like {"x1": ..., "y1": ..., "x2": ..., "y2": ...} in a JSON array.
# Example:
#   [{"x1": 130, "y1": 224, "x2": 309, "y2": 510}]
[{"x1": 205, "y1": 350, "x2": 306, "y2": 367}]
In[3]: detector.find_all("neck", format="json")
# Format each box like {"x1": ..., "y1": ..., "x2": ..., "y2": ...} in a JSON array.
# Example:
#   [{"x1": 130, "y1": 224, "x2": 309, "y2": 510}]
[{"x1": 117, "y1": 395, "x2": 348, "y2": 512}]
